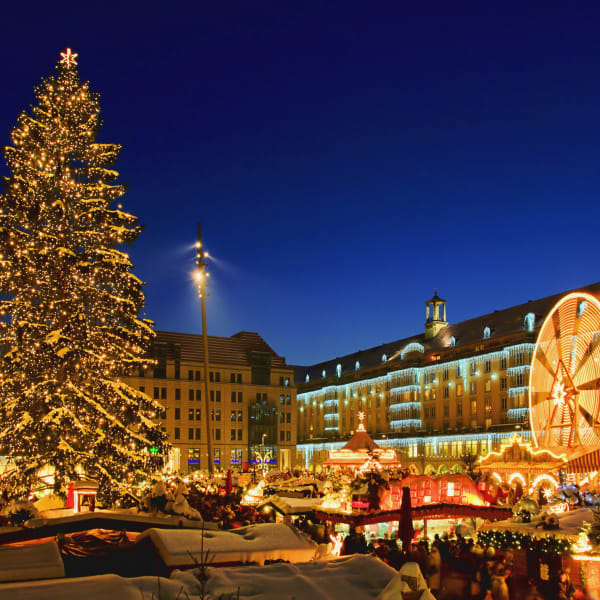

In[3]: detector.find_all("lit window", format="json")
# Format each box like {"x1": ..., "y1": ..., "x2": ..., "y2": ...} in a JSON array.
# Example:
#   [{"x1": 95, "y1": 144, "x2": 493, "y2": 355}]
[{"x1": 483, "y1": 326, "x2": 491, "y2": 339}]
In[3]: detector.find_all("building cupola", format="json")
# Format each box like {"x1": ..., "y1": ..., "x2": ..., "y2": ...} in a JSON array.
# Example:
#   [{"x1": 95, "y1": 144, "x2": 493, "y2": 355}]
[{"x1": 425, "y1": 289, "x2": 448, "y2": 339}]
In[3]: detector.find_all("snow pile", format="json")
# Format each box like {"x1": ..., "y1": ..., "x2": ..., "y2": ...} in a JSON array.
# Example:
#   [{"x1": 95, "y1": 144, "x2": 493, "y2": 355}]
[
  {"x1": 377, "y1": 561, "x2": 436, "y2": 600},
  {"x1": 0, "y1": 540, "x2": 65, "y2": 583},
  {"x1": 136, "y1": 522, "x2": 317, "y2": 567},
  {"x1": 174, "y1": 554, "x2": 397, "y2": 599}
]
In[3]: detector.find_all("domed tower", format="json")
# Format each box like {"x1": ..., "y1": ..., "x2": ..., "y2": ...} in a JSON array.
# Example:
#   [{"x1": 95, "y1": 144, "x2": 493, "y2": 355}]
[{"x1": 425, "y1": 290, "x2": 448, "y2": 339}]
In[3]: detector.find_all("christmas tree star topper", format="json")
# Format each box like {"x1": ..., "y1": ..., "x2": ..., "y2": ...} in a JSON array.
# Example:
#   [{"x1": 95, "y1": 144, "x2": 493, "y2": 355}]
[{"x1": 59, "y1": 48, "x2": 78, "y2": 68}]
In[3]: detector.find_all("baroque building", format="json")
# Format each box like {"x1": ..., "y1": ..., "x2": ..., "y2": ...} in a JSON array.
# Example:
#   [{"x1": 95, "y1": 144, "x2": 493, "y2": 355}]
[
  {"x1": 294, "y1": 282, "x2": 600, "y2": 474},
  {"x1": 124, "y1": 330, "x2": 296, "y2": 473}
]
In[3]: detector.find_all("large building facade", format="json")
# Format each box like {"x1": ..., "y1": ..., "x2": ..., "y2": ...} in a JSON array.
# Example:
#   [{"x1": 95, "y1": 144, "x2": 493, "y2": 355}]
[
  {"x1": 124, "y1": 330, "x2": 296, "y2": 473},
  {"x1": 294, "y1": 283, "x2": 600, "y2": 473}
]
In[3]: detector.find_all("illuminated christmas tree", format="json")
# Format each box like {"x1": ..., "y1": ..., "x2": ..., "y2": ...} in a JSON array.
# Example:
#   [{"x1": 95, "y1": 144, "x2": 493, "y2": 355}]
[{"x1": 0, "y1": 49, "x2": 169, "y2": 505}]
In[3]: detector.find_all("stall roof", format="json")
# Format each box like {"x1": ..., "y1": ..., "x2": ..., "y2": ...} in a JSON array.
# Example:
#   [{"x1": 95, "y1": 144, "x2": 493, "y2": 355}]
[{"x1": 479, "y1": 507, "x2": 595, "y2": 541}]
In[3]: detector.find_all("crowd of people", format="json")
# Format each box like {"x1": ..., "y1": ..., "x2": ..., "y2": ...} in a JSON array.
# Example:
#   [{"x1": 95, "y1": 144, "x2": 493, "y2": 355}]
[{"x1": 322, "y1": 529, "x2": 586, "y2": 600}]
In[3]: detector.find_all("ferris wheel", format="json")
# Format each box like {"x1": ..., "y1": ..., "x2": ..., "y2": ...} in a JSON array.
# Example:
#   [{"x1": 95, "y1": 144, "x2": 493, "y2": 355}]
[{"x1": 529, "y1": 292, "x2": 600, "y2": 448}]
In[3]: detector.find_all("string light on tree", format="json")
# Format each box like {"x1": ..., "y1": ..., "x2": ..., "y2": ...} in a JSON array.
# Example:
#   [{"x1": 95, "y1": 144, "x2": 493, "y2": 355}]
[{"x1": 0, "y1": 49, "x2": 169, "y2": 505}]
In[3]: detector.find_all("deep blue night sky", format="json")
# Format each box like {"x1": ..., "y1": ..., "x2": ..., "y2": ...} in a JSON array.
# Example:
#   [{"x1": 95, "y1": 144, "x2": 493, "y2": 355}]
[{"x1": 2, "y1": 4, "x2": 600, "y2": 365}]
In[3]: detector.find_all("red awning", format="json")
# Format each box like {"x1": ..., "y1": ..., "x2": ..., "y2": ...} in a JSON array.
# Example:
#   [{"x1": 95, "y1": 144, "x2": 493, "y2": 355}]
[
  {"x1": 313, "y1": 504, "x2": 512, "y2": 526},
  {"x1": 566, "y1": 447, "x2": 600, "y2": 473}
]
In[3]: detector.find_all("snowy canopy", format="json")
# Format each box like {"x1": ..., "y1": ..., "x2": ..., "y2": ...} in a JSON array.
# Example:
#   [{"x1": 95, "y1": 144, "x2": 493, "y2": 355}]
[
  {"x1": 136, "y1": 522, "x2": 317, "y2": 567},
  {"x1": 0, "y1": 555, "x2": 399, "y2": 600}
]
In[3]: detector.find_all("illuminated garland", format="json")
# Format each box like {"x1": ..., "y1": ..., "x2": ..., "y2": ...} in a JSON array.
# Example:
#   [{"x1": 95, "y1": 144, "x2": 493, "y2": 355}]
[{"x1": 477, "y1": 530, "x2": 572, "y2": 554}]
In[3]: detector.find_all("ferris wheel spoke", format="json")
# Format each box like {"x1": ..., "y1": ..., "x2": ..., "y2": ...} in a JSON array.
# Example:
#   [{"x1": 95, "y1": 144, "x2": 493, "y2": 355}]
[
  {"x1": 573, "y1": 336, "x2": 600, "y2": 384},
  {"x1": 576, "y1": 377, "x2": 600, "y2": 391},
  {"x1": 534, "y1": 344, "x2": 557, "y2": 378}
]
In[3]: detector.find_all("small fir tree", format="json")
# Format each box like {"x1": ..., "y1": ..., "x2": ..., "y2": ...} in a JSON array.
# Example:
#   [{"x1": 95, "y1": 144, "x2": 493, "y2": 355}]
[{"x1": 0, "y1": 49, "x2": 169, "y2": 504}]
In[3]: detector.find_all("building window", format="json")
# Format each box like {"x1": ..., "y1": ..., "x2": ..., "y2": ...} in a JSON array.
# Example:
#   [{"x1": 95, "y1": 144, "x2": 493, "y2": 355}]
[
  {"x1": 501, "y1": 397, "x2": 508, "y2": 411},
  {"x1": 470, "y1": 362, "x2": 476, "y2": 376},
  {"x1": 485, "y1": 417, "x2": 492, "y2": 429},
  {"x1": 216, "y1": 391, "x2": 221, "y2": 402},
  {"x1": 280, "y1": 395, "x2": 285, "y2": 405},
  {"x1": 280, "y1": 430, "x2": 285, "y2": 441},
  {"x1": 196, "y1": 389, "x2": 201, "y2": 401},
  {"x1": 215, "y1": 409, "x2": 221, "y2": 421},
  {"x1": 188, "y1": 428, "x2": 193, "y2": 440},
  {"x1": 483, "y1": 326, "x2": 491, "y2": 339},
  {"x1": 280, "y1": 412, "x2": 285, "y2": 423},
  {"x1": 501, "y1": 357, "x2": 507, "y2": 370},
  {"x1": 174, "y1": 427, "x2": 180, "y2": 440},
  {"x1": 139, "y1": 386, "x2": 145, "y2": 393},
  {"x1": 231, "y1": 429, "x2": 236, "y2": 441},
  {"x1": 210, "y1": 391, "x2": 214, "y2": 402},
  {"x1": 215, "y1": 429, "x2": 221, "y2": 441},
  {"x1": 286, "y1": 431, "x2": 291, "y2": 441},
  {"x1": 209, "y1": 372, "x2": 214, "y2": 382},
  {"x1": 195, "y1": 428, "x2": 201, "y2": 440},
  {"x1": 231, "y1": 391, "x2": 236, "y2": 403},
  {"x1": 516, "y1": 373, "x2": 525, "y2": 386},
  {"x1": 237, "y1": 410, "x2": 243, "y2": 422},
  {"x1": 189, "y1": 390, "x2": 194, "y2": 401},
  {"x1": 524, "y1": 312, "x2": 535, "y2": 331},
  {"x1": 175, "y1": 388, "x2": 181, "y2": 401},
  {"x1": 443, "y1": 386, "x2": 449, "y2": 398},
  {"x1": 237, "y1": 373, "x2": 242, "y2": 383},
  {"x1": 195, "y1": 408, "x2": 201, "y2": 420},
  {"x1": 456, "y1": 364, "x2": 462, "y2": 378},
  {"x1": 484, "y1": 380, "x2": 492, "y2": 393},
  {"x1": 424, "y1": 407, "x2": 429, "y2": 418},
  {"x1": 174, "y1": 408, "x2": 180, "y2": 420},
  {"x1": 195, "y1": 370, "x2": 201, "y2": 381},
  {"x1": 153, "y1": 387, "x2": 159, "y2": 399},
  {"x1": 188, "y1": 370, "x2": 193, "y2": 380},
  {"x1": 431, "y1": 406, "x2": 436, "y2": 417},
  {"x1": 470, "y1": 381, "x2": 476, "y2": 394},
  {"x1": 230, "y1": 373, "x2": 236, "y2": 383},
  {"x1": 443, "y1": 368, "x2": 449, "y2": 381},
  {"x1": 238, "y1": 392, "x2": 243, "y2": 403},
  {"x1": 188, "y1": 408, "x2": 194, "y2": 420},
  {"x1": 471, "y1": 400, "x2": 477, "y2": 414},
  {"x1": 286, "y1": 395, "x2": 291, "y2": 405},
  {"x1": 286, "y1": 412, "x2": 291, "y2": 423},
  {"x1": 500, "y1": 378, "x2": 507, "y2": 390},
  {"x1": 231, "y1": 410, "x2": 236, "y2": 422},
  {"x1": 450, "y1": 336, "x2": 456, "y2": 348},
  {"x1": 237, "y1": 429, "x2": 242, "y2": 441},
  {"x1": 444, "y1": 405, "x2": 449, "y2": 417},
  {"x1": 484, "y1": 360, "x2": 491, "y2": 373},
  {"x1": 457, "y1": 403, "x2": 463, "y2": 417}
]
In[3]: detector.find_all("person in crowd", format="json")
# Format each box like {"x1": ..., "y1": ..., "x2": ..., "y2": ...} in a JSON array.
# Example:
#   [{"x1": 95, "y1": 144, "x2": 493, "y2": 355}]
[
  {"x1": 554, "y1": 570, "x2": 576, "y2": 600},
  {"x1": 425, "y1": 545, "x2": 441, "y2": 597}
]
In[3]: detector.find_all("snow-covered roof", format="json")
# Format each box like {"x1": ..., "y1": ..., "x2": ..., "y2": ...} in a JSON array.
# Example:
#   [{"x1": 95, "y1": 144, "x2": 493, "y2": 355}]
[
  {"x1": 0, "y1": 555, "x2": 399, "y2": 600},
  {"x1": 136, "y1": 523, "x2": 317, "y2": 567},
  {"x1": 176, "y1": 554, "x2": 398, "y2": 600},
  {"x1": 0, "y1": 540, "x2": 64, "y2": 583},
  {"x1": 479, "y1": 507, "x2": 595, "y2": 541},
  {"x1": 260, "y1": 495, "x2": 323, "y2": 515}
]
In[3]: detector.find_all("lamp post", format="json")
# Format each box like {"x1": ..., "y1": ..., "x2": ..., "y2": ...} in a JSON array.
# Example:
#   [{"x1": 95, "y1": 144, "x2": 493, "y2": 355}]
[{"x1": 196, "y1": 223, "x2": 214, "y2": 476}]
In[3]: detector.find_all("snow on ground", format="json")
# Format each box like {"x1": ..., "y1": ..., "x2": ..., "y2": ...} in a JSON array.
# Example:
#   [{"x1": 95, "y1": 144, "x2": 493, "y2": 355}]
[
  {"x1": 136, "y1": 522, "x2": 317, "y2": 566},
  {"x1": 0, "y1": 540, "x2": 65, "y2": 583}
]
